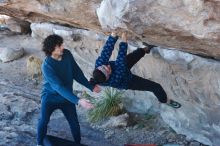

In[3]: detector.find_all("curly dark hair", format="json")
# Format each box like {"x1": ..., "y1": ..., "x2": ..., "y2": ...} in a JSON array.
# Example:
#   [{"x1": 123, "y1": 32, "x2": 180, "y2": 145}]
[
  {"x1": 90, "y1": 69, "x2": 106, "y2": 84},
  {"x1": 42, "y1": 34, "x2": 63, "y2": 56}
]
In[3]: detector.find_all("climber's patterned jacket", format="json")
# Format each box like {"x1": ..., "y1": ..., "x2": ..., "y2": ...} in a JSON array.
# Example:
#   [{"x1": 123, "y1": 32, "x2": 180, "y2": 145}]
[{"x1": 95, "y1": 35, "x2": 132, "y2": 89}]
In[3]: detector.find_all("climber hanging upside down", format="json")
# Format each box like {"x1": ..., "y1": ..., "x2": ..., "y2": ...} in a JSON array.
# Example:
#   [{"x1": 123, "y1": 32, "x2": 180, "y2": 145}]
[{"x1": 90, "y1": 31, "x2": 181, "y2": 108}]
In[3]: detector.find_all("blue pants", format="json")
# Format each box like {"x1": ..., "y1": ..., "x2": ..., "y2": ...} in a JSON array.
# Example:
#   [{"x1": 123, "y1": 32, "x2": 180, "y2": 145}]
[
  {"x1": 37, "y1": 95, "x2": 81, "y2": 145},
  {"x1": 126, "y1": 48, "x2": 168, "y2": 103}
]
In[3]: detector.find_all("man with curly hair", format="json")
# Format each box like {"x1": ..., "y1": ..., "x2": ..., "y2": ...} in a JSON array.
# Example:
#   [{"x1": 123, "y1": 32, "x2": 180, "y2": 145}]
[{"x1": 37, "y1": 34, "x2": 100, "y2": 146}]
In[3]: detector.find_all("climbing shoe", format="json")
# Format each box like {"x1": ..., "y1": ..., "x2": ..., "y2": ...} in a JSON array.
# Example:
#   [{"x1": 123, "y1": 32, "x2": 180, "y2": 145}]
[
  {"x1": 167, "y1": 99, "x2": 181, "y2": 108},
  {"x1": 142, "y1": 42, "x2": 157, "y2": 53}
]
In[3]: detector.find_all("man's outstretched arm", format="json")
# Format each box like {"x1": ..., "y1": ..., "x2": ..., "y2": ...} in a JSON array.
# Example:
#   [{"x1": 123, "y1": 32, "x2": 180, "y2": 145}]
[
  {"x1": 72, "y1": 57, "x2": 98, "y2": 92},
  {"x1": 95, "y1": 32, "x2": 118, "y2": 68}
]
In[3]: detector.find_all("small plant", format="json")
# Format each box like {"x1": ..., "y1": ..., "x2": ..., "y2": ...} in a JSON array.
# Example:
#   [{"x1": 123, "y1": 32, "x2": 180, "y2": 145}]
[{"x1": 88, "y1": 87, "x2": 123, "y2": 122}]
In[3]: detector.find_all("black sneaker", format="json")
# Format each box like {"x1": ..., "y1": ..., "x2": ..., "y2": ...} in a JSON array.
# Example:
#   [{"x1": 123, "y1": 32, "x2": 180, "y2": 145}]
[
  {"x1": 142, "y1": 42, "x2": 157, "y2": 53},
  {"x1": 167, "y1": 99, "x2": 181, "y2": 108}
]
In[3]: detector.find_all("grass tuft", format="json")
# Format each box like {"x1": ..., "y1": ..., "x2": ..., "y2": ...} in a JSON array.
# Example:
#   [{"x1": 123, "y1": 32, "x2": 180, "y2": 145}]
[{"x1": 88, "y1": 87, "x2": 123, "y2": 122}]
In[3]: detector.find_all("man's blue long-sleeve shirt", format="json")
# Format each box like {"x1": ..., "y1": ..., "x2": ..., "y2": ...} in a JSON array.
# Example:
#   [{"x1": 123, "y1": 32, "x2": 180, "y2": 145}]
[
  {"x1": 95, "y1": 35, "x2": 132, "y2": 89},
  {"x1": 42, "y1": 49, "x2": 94, "y2": 104}
]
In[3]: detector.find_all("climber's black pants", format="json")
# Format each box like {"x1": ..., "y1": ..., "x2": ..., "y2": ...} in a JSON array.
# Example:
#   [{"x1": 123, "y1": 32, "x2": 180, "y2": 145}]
[{"x1": 126, "y1": 48, "x2": 167, "y2": 103}]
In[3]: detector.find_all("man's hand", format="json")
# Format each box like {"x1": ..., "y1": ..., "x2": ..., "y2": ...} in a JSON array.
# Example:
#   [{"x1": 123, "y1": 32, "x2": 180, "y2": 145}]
[
  {"x1": 93, "y1": 85, "x2": 101, "y2": 93},
  {"x1": 78, "y1": 98, "x2": 94, "y2": 109}
]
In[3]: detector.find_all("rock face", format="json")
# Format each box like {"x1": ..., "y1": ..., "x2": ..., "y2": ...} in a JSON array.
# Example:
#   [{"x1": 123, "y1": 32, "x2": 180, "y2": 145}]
[
  {"x1": 124, "y1": 47, "x2": 220, "y2": 146},
  {"x1": 0, "y1": 0, "x2": 220, "y2": 58},
  {"x1": 97, "y1": 0, "x2": 220, "y2": 59},
  {"x1": 0, "y1": 79, "x2": 40, "y2": 146},
  {"x1": 145, "y1": 48, "x2": 220, "y2": 146},
  {"x1": 101, "y1": 113, "x2": 129, "y2": 128}
]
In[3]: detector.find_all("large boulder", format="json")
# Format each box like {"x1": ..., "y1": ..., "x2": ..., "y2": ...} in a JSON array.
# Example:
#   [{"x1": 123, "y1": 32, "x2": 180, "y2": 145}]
[{"x1": 0, "y1": 0, "x2": 220, "y2": 58}]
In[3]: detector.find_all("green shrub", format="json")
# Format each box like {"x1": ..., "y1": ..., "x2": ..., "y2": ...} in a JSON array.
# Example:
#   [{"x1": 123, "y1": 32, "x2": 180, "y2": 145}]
[{"x1": 88, "y1": 87, "x2": 123, "y2": 122}]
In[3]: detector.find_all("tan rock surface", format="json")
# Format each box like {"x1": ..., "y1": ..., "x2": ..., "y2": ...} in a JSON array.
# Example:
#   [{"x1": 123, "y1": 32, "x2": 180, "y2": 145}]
[{"x1": 1, "y1": 0, "x2": 220, "y2": 58}]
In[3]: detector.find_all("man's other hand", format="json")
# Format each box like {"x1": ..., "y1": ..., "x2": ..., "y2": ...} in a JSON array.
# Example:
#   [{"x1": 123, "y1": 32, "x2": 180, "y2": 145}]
[
  {"x1": 93, "y1": 85, "x2": 101, "y2": 93},
  {"x1": 78, "y1": 99, "x2": 94, "y2": 109}
]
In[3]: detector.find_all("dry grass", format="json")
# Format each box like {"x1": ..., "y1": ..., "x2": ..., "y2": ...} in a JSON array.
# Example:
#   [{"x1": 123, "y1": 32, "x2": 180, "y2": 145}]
[
  {"x1": 88, "y1": 87, "x2": 123, "y2": 122},
  {"x1": 26, "y1": 55, "x2": 42, "y2": 80}
]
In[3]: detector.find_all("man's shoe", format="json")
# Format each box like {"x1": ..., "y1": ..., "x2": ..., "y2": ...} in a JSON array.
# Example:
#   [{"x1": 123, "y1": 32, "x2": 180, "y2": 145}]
[{"x1": 142, "y1": 42, "x2": 157, "y2": 53}]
